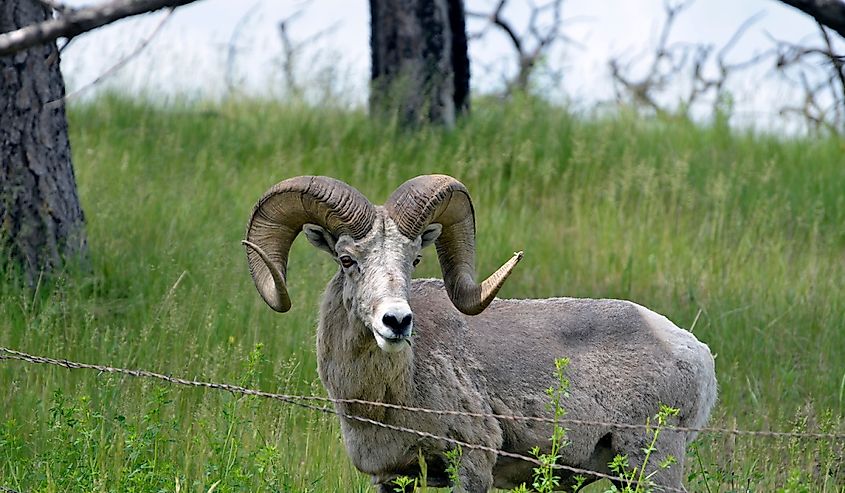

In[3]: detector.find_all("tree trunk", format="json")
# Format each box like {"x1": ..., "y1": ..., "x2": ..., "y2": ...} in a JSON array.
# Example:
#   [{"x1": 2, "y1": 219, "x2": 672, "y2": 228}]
[
  {"x1": 369, "y1": 0, "x2": 470, "y2": 128},
  {"x1": 1, "y1": 0, "x2": 87, "y2": 287}
]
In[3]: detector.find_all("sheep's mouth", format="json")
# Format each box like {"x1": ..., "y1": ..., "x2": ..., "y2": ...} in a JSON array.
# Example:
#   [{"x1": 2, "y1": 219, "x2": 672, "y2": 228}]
[{"x1": 372, "y1": 330, "x2": 410, "y2": 352}]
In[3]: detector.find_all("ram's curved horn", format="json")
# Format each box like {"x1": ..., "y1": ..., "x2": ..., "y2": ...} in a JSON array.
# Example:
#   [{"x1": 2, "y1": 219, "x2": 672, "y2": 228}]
[
  {"x1": 244, "y1": 176, "x2": 376, "y2": 312},
  {"x1": 385, "y1": 174, "x2": 522, "y2": 315}
]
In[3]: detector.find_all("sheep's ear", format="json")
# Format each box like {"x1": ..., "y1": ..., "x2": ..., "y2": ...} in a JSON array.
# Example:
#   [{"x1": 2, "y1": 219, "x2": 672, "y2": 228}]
[
  {"x1": 421, "y1": 223, "x2": 442, "y2": 249},
  {"x1": 302, "y1": 224, "x2": 337, "y2": 256}
]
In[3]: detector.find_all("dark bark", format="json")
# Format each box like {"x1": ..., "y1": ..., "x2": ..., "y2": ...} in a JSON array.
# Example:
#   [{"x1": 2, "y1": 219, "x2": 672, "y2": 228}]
[
  {"x1": 369, "y1": 0, "x2": 470, "y2": 127},
  {"x1": 777, "y1": 0, "x2": 845, "y2": 39},
  {"x1": 449, "y1": 0, "x2": 470, "y2": 115},
  {"x1": 1, "y1": 0, "x2": 87, "y2": 286}
]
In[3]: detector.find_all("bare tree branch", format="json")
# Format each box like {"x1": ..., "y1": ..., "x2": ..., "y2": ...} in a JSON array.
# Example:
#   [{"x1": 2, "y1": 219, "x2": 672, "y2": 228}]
[
  {"x1": 608, "y1": 0, "x2": 694, "y2": 115},
  {"x1": 779, "y1": 70, "x2": 840, "y2": 133},
  {"x1": 0, "y1": 0, "x2": 200, "y2": 56},
  {"x1": 45, "y1": 8, "x2": 174, "y2": 110},
  {"x1": 609, "y1": 1, "x2": 770, "y2": 119},
  {"x1": 276, "y1": 7, "x2": 340, "y2": 98},
  {"x1": 468, "y1": 0, "x2": 578, "y2": 95},
  {"x1": 776, "y1": 0, "x2": 845, "y2": 39},
  {"x1": 817, "y1": 21, "x2": 845, "y2": 109},
  {"x1": 277, "y1": 8, "x2": 307, "y2": 97},
  {"x1": 37, "y1": 0, "x2": 73, "y2": 14},
  {"x1": 769, "y1": 22, "x2": 845, "y2": 133},
  {"x1": 468, "y1": 1, "x2": 522, "y2": 54},
  {"x1": 225, "y1": 2, "x2": 261, "y2": 94}
]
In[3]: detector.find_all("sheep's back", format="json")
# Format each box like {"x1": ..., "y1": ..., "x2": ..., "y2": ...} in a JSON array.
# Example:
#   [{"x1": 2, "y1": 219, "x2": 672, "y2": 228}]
[{"x1": 409, "y1": 279, "x2": 716, "y2": 455}]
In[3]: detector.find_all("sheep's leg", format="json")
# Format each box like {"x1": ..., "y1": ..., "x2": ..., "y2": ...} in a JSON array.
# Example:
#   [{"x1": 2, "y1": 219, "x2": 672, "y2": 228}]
[
  {"x1": 643, "y1": 436, "x2": 687, "y2": 493},
  {"x1": 452, "y1": 449, "x2": 496, "y2": 493},
  {"x1": 615, "y1": 432, "x2": 687, "y2": 493}
]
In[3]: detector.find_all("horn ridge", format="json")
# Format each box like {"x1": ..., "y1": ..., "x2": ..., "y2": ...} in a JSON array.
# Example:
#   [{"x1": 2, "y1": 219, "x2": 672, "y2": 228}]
[
  {"x1": 245, "y1": 176, "x2": 375, "y2": 312},
  {"x1": 384, "y1": 174, "x2": 520, "y2": 315}
]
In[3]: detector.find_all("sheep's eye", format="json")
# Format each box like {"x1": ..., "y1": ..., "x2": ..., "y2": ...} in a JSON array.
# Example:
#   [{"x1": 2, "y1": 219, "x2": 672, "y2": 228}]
[
  {"x1": 412, "y1": 256, "x2": 422, "y2": 267},
  {"x1": 340, "y1": 256, "x2": 356, "y2": 269}
]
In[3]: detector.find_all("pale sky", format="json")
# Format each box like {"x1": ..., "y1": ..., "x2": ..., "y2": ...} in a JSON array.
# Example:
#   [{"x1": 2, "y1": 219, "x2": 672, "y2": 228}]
[{"x1": 59, "y1": 0, "x2": 839, "y2": 132}]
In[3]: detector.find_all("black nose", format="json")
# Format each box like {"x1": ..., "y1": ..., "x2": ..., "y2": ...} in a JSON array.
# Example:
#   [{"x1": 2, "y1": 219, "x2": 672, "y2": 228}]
[{"x1": 382, "y1": 312, "x2": 413, "y2": 335}]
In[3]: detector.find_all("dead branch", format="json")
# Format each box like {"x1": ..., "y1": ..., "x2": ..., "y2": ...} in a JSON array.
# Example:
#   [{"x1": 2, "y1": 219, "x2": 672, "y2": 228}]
[
  {"x1": 37, "y1": 0, "x2": 73, "y2": 14},
  {"x1": 609, "y1": 1, "x2": 769, "y2": 119},
  {"x1": 225, "y1": 3, "x2": 261, "y2": 94},
  {"x1": 776, "y1": 0, "x2": 845, "y2": 39},
  {"x1": 779, "y1": 71, "x2": 840, "y2": 133},
  {"x1": 0, "y1": 0, "x2": 202, "y2": 56},
  {"x1": 770, "y1": 22, "x2": 845, "y2": 133},
  {"x1": 817, "y1": 21, "x2": 845, "y2": 113},
  {"x1": 276, "y1": 8, "x2": 340, "y2": 98},
  {"x1": 278, "y1": 9, "x2": 307, "y2": 97},
  {"x1": 608, "y1": 0, "x2": 693, "y2": 115},
  {"x1": 45, "y1": 8, "x2": 175, "y2": 110},
  {"x1": 467, "y1": 0, "x2": 578, "y2": 95}
]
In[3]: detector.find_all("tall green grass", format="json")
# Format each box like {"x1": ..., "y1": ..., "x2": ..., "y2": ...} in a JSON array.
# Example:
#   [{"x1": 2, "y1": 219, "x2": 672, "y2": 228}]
[{"x1": 1, "y1": 95, "x2": 843, "y2": 491}]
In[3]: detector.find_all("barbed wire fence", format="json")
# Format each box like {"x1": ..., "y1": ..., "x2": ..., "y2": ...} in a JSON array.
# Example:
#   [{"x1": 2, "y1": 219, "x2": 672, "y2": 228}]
[{"x1": 1, "y1": 345, "x2": 843, "y2": 492}]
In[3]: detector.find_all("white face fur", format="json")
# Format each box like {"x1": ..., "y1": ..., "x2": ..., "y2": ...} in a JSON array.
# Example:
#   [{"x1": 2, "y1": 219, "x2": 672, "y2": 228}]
[{"x1": 302, "y1": 215, "x2": 442, "y2": 353}]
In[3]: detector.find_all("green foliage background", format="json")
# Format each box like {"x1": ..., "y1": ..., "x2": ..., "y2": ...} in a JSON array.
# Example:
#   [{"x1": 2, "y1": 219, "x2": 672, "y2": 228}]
[{"x1": 1, "y1": 96, "x2": 843, "y2": 491}]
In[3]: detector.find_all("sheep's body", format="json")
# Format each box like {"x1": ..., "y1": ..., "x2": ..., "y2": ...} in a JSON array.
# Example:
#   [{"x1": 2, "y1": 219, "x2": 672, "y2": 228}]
[
  {"x1": 317, "y1": 277, "x2": 717, "y2": 492},
  {"x1": 245, "y1": 175, "x2": 717, "y2": 492}
]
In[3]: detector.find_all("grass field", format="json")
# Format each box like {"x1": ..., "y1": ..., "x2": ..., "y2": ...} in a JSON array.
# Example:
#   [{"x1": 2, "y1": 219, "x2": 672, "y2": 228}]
[{"x1": 1, "y1": 95, "x2": 844, "y2": 492}]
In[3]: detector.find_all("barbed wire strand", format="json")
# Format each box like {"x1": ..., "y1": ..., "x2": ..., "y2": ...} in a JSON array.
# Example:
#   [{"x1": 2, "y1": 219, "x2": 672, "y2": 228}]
[
  {"x1": 0, "y1": 347, "x2": 683, "y2": 493},
  {"x1": 1, "y1": 346, "x2": 843, "y2": 443},
  {"x1": 290, "y1": 398, "x2": 686, "y2": 491}
]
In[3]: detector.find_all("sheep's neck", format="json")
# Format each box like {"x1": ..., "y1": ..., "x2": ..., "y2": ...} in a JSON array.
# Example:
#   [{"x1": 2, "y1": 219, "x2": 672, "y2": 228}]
[{"x1": 316, "y1": 273, "x2": 414, "y2": 416}]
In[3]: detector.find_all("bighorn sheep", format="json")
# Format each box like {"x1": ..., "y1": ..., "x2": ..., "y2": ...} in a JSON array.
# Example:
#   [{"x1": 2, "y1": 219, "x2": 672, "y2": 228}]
[{"x1": 243, "y1": 175, "x2": 717, "y2": 492}]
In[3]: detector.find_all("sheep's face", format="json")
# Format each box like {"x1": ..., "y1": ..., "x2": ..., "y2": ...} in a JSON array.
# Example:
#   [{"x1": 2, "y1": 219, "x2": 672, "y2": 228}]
[{"x1": 303, "y1": 214, "x2": 441, "y2": 353}]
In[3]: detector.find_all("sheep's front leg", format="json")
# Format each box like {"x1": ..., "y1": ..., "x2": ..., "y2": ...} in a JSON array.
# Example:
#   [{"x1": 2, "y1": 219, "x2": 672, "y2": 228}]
[{"x1": 452, "y1": 449, "x2": 496, "y2": 493}]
